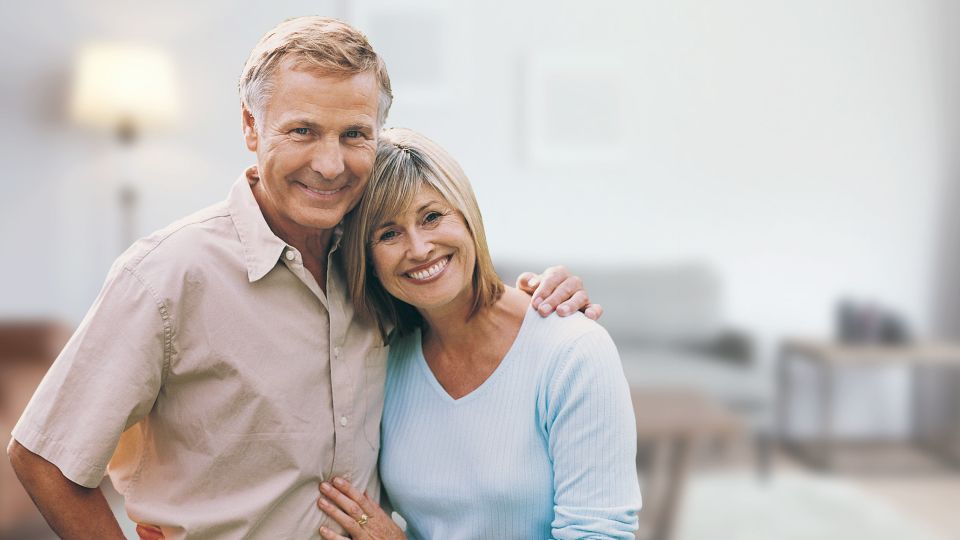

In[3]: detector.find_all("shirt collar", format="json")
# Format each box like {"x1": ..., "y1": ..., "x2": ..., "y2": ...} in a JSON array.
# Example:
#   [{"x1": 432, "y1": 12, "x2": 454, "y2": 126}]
[{"x1": 228, "y1": 167, "x2": 345, "y2": 282}]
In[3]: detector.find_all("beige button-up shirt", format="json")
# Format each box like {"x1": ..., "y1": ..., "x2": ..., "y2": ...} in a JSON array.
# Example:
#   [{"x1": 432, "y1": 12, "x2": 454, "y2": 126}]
[{"x1": 13, "y1": 170, "x2": 387, "y2": 538}]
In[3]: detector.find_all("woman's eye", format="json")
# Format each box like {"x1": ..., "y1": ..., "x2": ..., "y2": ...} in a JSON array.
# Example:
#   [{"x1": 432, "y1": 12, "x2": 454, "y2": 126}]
[
  {"x1": 378, "y1": 230, "x2": 398, "y2": 242},
  {"x1": 424, "y1": 211, "x2": 443, "y2": 224}
]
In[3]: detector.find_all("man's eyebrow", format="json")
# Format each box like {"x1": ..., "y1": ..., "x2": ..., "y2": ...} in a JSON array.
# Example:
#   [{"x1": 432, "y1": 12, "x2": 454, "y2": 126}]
[
  {"x1": 282, "y1": 118, "x2": 320, "y2": 129},
  {"x1": 344, "y1": 122, "x2": 374, "y2": 133}
]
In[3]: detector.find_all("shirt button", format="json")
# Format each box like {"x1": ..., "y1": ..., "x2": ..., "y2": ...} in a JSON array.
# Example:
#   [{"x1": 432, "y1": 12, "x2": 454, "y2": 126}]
[
  {"x1": 285, "y1": 250, "x2": 296, "y2": 261},
  {"x1": 340, "y1": 416, "x2": 348, "y2": 427},
  {"x1": 334, "y1": 346, "x2": 342, "y2": 358}
]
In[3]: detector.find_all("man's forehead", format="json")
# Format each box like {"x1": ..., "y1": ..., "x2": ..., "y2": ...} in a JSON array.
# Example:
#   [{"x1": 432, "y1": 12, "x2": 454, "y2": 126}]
[
  {"x1": 280, "y1": 57, "x2": 377, "y2": 93},
  {"x1": 266, "y1": 65, "x2": 379, "y2": 123}
]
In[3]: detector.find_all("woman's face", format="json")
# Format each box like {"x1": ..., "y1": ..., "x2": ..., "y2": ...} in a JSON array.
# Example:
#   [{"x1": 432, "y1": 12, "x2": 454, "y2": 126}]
[{"x1": 368, "y1": 185, "x2": 476, "y2": 314}]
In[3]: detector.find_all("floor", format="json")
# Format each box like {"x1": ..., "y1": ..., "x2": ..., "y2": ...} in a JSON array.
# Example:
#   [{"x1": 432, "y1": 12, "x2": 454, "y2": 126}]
[
  {"x1": 6, "y1": 446, "x2": 960, "y2": 539},
  {"x1": 668, "y1": 442, "x2": 960, "y2": 540}
]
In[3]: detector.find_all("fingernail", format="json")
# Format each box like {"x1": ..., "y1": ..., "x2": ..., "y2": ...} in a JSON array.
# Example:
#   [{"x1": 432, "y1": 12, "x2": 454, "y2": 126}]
[
  {"x1": 320, "y1": 482, "x2": 331, "y2": 491},
  {"x1": 333, "y1": 477, "x2": 346, "y2": 488},
  {"x1": 539, "y1": 303, "x2": 552, "y2": 315},
  {"x1": 529, "y1": 277, "x2": 540, "y2": 287},
  {"x1": 557, "y1": 305, "x2": 570, "y2": 316},
  {"x1": 532, "y1": 296, "x2": 543, "y2": 307}
]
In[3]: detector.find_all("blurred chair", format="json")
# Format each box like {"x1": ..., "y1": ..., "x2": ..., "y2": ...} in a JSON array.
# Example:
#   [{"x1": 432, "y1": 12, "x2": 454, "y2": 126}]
[
  {"x1": 631, "y1": 387, "x2": 743, "y2": 540},
  {"x1": 0, "y1": 321, "x2": 70, "y2": 539}
]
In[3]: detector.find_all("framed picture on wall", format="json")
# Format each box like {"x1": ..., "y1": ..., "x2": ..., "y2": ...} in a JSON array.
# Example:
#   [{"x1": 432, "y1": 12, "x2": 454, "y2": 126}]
[{"x1": 350, "y1": 1, "x2": 466, "y2": 107}]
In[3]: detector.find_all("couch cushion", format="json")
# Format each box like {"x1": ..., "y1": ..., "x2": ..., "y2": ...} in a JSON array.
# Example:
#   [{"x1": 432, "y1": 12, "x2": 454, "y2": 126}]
[{"x1": 496, "y1": 261, "x2": 723, "y2": 346}]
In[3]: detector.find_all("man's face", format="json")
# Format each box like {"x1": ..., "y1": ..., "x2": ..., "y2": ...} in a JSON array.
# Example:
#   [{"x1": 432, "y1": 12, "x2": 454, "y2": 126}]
[{"x1": 243, "y1": 61, "x2": 379, "y2": 237}]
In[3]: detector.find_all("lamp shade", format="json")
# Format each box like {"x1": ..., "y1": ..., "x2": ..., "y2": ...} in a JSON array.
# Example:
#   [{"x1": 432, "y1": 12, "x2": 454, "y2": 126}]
[{"x1": 69, "y1": 43, "x2": 179, "y2": 131}]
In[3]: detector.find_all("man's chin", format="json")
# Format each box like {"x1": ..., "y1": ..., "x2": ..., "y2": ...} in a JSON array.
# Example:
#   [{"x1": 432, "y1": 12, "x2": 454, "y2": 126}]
[{"x1": 295, "y1": 213, "x2": 347, "y2": 232}]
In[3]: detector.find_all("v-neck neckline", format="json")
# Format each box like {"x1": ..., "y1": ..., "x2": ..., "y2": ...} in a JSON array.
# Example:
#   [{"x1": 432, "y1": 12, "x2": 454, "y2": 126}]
[{"x1": 414, "y1": 306, "x2": 535, "y2": 405}]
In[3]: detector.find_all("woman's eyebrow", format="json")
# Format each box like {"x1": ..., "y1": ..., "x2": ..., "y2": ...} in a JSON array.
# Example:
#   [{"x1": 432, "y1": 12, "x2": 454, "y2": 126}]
[{"x1": 417, "y1": 200, "x2": 443, "y2": 213}]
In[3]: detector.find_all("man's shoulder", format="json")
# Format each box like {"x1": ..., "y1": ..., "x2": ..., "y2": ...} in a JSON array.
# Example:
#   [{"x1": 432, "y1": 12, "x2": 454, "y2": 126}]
[{"x1": 116, "y1": 199, "x2": 238, "y2": 278}]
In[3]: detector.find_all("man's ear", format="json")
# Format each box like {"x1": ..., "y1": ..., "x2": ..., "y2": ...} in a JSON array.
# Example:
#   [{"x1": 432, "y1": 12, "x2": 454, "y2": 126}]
[{"x1": 242, "y1": 106, "x2": 259, "y2": 152}]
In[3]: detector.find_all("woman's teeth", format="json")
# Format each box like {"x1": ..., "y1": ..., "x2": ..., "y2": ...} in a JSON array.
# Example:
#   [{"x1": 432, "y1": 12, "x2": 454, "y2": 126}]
[{"x1": 407, "y1": 257, "x2": 448, "y2": 280}]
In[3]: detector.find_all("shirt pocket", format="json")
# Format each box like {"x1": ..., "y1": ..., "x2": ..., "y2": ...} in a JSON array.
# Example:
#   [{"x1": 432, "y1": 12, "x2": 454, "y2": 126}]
[{"x1": 362, "y1": 345, "x2": 388, "y2": 451}]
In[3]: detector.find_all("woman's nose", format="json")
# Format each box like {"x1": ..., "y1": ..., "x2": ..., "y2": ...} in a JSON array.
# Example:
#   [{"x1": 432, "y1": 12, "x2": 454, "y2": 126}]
[{"x1": 406, "y1": 230, "x2": 434, "y2": 259}]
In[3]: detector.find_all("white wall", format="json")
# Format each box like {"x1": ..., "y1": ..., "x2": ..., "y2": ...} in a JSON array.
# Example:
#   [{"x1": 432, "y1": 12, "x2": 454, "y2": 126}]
[{"x1": 1, "y1": 0, "x2": 955, "y2": 436}]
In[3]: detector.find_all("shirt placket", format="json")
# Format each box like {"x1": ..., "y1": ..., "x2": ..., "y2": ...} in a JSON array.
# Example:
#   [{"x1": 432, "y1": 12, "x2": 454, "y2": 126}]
[{"x1": 326, "y1": 251, "x2": 356, "y2": 482}]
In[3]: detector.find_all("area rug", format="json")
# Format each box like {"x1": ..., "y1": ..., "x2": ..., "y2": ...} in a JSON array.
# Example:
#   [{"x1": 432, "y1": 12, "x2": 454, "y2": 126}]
[{"x1": 675, "y1": 471, "x2": 944, "y2": 540}]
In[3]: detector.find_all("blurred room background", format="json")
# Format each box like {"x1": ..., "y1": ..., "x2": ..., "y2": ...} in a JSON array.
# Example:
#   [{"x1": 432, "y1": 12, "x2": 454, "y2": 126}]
[{"x1": 2, "y1": 0, "x2": 959, "y2": 538}]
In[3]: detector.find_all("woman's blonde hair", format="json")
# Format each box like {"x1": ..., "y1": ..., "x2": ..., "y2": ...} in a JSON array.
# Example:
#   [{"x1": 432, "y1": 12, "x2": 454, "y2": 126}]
[{"x1": 343, "y1": 128, "x2": 504, "y2": 341}]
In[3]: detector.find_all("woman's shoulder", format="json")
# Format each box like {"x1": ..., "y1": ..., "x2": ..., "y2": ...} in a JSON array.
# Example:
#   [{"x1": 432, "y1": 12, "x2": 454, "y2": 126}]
[
  {"x1": 518, "y1": 309, "x2": 621, "y2": 384},
  {"x1": 523, "y1": 309, "x2": 615, "y2": 354}
]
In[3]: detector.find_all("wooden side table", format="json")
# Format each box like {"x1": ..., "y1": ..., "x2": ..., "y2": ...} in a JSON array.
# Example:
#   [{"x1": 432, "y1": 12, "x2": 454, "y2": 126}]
[
  {"x1": 776, "y1": 339, "x2": 960, "y2": 471},
  {"x1": 631, "y1": 387, "x2": 743, "y2": 540}
]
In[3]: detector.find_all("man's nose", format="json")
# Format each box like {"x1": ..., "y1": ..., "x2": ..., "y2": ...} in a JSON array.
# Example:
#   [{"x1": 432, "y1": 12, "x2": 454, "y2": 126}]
[{"x1": 311, "y1": 137, "x2": 346, "y2": 180}]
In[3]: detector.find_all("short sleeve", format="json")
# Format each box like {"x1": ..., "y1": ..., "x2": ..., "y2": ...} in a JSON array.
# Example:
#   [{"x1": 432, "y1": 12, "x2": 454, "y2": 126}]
[
  {"x1": 544, "y1": 327, "x2": 642, "y2": 539},
  {"x1": 11, "y1": 263, "x2": 168, "y2": 488}
]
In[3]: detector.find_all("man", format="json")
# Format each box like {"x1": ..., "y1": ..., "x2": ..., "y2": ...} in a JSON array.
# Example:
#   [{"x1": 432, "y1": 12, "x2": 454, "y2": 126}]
[{"x1": 7, "y1": 16, "x2": 598, "y2": 539}]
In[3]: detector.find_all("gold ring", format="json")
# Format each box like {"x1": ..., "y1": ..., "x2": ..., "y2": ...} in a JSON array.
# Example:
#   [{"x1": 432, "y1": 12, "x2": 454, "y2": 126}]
[{"x1": 356, "y1": 513, "x2": 369, "y2": 526}]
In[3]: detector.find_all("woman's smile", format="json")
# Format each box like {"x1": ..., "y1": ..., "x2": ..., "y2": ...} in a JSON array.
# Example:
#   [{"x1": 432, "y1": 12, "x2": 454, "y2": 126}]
[{"x1": 403, "y1": 255, "x2": 452, "y2": 282}]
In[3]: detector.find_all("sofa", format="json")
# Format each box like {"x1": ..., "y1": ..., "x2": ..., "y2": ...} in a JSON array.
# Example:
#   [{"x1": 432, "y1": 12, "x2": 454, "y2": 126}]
[{"x1": 496, "y1": 261, "x2": 772, "y2": 452}]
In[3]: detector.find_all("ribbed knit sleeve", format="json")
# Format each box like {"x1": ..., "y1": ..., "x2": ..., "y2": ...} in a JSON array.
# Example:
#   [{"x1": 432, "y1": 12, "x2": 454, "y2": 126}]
[{"x1": 543, "y1": 327, "x2": 642, "y2": 539}]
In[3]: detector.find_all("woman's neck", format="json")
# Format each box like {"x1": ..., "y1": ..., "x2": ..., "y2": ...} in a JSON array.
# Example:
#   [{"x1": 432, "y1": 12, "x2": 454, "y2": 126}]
[
  {"x1": 417, "y1": 286, "x2": 530, "y2": 399},
  {"x1": 419, "y1": 286, "x2": 529, "y2": 364}
]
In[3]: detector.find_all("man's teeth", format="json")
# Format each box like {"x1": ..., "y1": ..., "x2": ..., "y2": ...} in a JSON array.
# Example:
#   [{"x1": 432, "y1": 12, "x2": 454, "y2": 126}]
[
  {"x1": 304, "y1": 185, "x2": 342, "y2": 195},
  {"x1": 407, "y1": 257, "x2": 448, "y2": 280}
]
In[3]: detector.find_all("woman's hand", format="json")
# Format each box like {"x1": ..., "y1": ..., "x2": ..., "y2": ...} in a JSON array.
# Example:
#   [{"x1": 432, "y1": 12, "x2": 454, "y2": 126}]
[
  {"x1": 317, "y1": 477, "x2": 406, "y2": 540},
  {"x1": 517, "y1": 265, "x2": 603, "y2": 320}
]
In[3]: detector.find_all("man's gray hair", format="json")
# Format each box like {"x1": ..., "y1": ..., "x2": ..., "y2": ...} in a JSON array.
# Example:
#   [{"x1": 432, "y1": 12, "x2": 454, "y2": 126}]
[{"x1": 239, "y1": 16, "x2": 393, "y2": 127}]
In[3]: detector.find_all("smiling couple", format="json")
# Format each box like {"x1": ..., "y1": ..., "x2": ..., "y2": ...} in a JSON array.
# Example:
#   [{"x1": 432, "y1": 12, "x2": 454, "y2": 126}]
[{"x1": 8, "y1": 16, "x2": 640, "y2": 539}]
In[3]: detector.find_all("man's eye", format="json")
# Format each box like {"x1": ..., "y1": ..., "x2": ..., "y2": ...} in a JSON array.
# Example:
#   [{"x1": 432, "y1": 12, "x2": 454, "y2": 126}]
[
  {"x1": 292, "y1": 128, "x2": 310, "y2": 136},
  {"x1": 344, "y1": 130, "x2": 361, "y2": 139}
]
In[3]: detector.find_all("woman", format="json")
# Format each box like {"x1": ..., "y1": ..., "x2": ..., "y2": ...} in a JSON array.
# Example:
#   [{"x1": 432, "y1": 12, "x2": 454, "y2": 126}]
[{"x1": 317, "y1": 128, "x2": 641, "y2": 539}]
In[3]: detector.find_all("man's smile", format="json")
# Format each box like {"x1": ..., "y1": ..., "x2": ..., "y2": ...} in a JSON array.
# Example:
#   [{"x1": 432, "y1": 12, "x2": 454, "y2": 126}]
[{"x1": 294, "y1": 180, "x2": 351, "y2": 198}]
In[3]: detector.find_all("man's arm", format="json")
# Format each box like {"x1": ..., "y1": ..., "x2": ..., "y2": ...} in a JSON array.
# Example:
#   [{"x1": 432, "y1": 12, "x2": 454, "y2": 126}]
[{"x1": 7, "y1": 439, "x2": 125, "y2": 540}]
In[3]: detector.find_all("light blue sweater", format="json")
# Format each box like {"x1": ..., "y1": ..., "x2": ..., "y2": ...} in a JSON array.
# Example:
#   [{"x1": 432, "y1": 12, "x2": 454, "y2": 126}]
[{"x1": 379, "y1": 308, "x2": 641, "y2": 539}]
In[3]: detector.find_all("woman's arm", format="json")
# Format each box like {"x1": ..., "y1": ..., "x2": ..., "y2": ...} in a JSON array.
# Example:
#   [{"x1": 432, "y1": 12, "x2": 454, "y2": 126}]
[{"x1": 544, "y1": 328, "x2": 642, "y2": 539}]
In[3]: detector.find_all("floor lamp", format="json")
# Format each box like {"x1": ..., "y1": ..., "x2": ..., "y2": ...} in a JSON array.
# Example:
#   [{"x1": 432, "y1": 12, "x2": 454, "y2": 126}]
[{"x1": 69, "y1": 43, "x2": 179, "y2": 250}]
